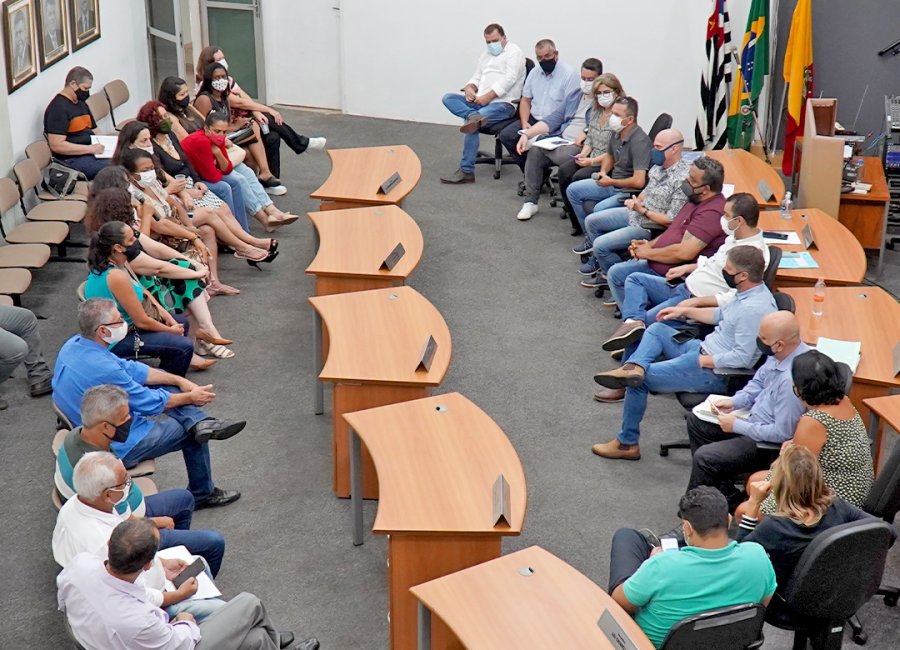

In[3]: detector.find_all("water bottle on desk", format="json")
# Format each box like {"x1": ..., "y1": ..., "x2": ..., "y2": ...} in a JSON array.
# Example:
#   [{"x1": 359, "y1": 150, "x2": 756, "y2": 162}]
[
  {"x1": 813, "y1": 278, "x2": 826, "y2": 317},
  {"x1": 780, "y1": 191, "x2": 793, "y2": 219}
]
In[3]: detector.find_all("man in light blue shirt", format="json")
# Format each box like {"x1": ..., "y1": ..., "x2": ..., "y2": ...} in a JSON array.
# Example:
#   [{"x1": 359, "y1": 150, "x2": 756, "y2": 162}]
[
  {"x1": 498, "y1": 38, "x2": 580, "y2": 171},
  {"x1": 687, "y1": 311, "x2": 809, "y2": 500},
  {"x1": 592, "y1": 247, "x2": 776, "y2": 461}
]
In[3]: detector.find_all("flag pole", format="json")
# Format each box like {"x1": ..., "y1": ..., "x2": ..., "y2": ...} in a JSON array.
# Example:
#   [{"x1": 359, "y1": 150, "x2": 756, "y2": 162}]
[
  {"x1": 731, "y1": 44, "x2": 772, "y2": 164},
  {"x1": 771, "y1": 83, "x2": 787, "y2": 155}
]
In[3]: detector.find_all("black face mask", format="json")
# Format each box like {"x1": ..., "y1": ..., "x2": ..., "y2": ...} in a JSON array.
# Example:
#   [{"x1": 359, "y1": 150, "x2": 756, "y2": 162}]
[
  {"x1": 681, "y1": 180, "x2": 706, "y2": 204},
  {"x1": 75, "y1": 88, "x2": 90, "y2": 102},
  {"x1": 107, "y1": 418, "x2": 132, "y2": 443},
  {"x1": 721, "y1": 268, "x2": 739, "y2": 289},
  {"x1": 175, "y1": 95, "x2": 190, "y2": 109},
  {"x1": 539, "y1": 59, "x2": 557, "y2": 74},
  {"x1": 123, "y1": 241, "x2": 142, "y2": 262},
  {"x1": 756, "y1": 337, "x2": 775, "y2": 357}
]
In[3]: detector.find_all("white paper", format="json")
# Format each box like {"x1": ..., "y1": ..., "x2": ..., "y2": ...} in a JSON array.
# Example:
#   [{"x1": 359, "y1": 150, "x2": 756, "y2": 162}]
[
  {"x1": 90, "y1": 135, "x2": 118, "y2": 159},
  {"x1": 532, "y1": 137, "x2": 573, "y2": 151},
  {"x1": 156, "y1": 545, "x2": 222, "y2": 600},
  {"x1": 763, "y1": 231, "x2": 802, "y2": 245},
  {"x1": 815, "y1": 338, "x2": 861, "y2": 374},
  {"x1": 722, "y1": 183, "x2": 735, "y2": 198},
  {"x1": 692, "y1": 394, "x2": 751, "y2": 425}
]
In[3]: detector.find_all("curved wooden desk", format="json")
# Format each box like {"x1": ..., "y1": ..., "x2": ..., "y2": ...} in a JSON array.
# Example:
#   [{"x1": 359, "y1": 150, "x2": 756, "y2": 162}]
[
  {"x1": 706, "y1": 149, "x2": 785, "y2": 209},
  {"x1": 345, "y1": 392, "x2": 526, "y2": 649},
  {"x1": 308, "y1": 286, "x2": 451, "y2": 497},
  {"x1": 411, "y1": 546, "x2": 655, "y2": 650},
  {"x1": 310, "y1": 145, "x2": 422, "y2": 210},
  {"x1": 863, "y1": 395, "x2": 900, "y2": 473},
  {"x1": 759, "y1": 208, "x2": 866, "y2": 286}
]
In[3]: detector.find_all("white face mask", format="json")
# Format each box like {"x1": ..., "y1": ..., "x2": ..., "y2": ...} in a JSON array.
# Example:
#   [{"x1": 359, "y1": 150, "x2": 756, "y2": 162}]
[
  {"x1": 100, "y1": 322, "x2": 128, "y2": 345},
  {"x1": 608, "y1": 114, "x2": 625, "y2": 132},
  {"x1": 211, "y1": 78, "x2": 229, "y2": 92},
  {"x1": 137, "y1": 170, "x2": 157, "y2": 186},
  {"x1": 138, "y1": 145, "x2": 154, "y2": 154},
  {"x1": 720, "y1": 215, "x2": 738, "y2": 235},
  {"x1": 580, "y1": 79, "x2": 594, "y2": 95},
  {"x1": 218, "y1": 58, "x2": 229, "y2": 70},
  {"x1": 597, "y1": 92, "x2": 615, "y2": 108}
]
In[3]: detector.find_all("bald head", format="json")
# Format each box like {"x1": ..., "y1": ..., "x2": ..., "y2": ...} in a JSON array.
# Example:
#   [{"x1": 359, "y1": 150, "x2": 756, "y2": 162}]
[
  {"x1": 758, "y1": 310, "x2": 801, "y2": 360},
  {"x1": 653, "y1": 128, "x2": 685, "y2": 167}
]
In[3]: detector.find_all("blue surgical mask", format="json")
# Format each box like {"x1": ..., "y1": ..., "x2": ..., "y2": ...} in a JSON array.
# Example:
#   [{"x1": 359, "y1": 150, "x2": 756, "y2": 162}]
[
  {"x1": 487, "y1": 42, "x2": 503, "y2": 56},
  {"x1": 650, "y1": 148, "x2": 665, "y2": 167}
]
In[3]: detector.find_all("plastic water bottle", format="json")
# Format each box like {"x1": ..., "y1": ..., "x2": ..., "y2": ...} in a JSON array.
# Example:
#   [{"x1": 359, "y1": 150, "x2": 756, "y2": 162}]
[
  {"x1": 813, "y1": 278, "x2": 826, "y2": 317},
  {"x1": 780, "y1": 191, "x2": 793, "y2": 219}
]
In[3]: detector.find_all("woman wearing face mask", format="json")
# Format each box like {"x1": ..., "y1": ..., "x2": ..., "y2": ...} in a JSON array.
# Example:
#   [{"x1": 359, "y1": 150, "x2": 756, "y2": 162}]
[
  {"x1": 559, "y1": 73, "x2": 624, "y2": 235},
  {"x1": 193, "y1": 62, "x2": 285, "y2": 195},
  {"x1": 85, "y1": 221, "x2": 217, "y2": 375},
  {"x1": 85, "y1": 188, "x2": 235, "y2": 360},
  {"x1": 735, "y1": 350, "x2": 874, "y2": 521}
]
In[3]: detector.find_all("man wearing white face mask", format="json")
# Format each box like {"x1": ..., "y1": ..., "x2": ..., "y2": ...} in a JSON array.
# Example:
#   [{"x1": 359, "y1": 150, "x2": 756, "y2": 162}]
[{"x1": 440, "y1": 23, "x2": 525, "y2": 184}]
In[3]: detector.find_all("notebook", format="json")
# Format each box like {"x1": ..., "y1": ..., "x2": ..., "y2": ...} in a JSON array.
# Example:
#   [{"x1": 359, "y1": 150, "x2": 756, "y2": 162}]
[
  {"x1": 779, "y1": 251, "x2": 819, "y2": 269},
  {"x1": 531, "y1": 137, "x2": 573, "y2": 151},
  {"x1": 156, "y1": 545, "x2": 222, "y2": 600},
  {"x1": 692, "y1": 395, "x2": 752, "y2": 425},
  {"x1": 816, "y1": 338, "x2": 861, "y2": 374},
  {"x1": 90, "y1": 135, "x2": 118, "y2": 159}
]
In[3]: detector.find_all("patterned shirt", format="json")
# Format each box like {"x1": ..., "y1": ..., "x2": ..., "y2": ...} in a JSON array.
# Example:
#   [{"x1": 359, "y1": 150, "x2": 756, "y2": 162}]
[
  {"x1": 626, "y1": 157, "x2": 691, "y2": 228},
  {"x1": 585, "y1": 110, "x2": 614, "y2": 158}
]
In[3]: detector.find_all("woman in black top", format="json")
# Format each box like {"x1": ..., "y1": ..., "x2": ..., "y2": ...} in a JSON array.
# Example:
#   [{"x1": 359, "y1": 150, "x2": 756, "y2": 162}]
[{"x1": 158, "y1": 76, "x2": 206, "y2": 136}]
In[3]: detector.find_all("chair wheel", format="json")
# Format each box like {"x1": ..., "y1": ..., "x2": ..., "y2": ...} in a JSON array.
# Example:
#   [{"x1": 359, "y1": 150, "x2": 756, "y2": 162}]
[
  {"x1": 659, "y1": 446, "x2": 669, "y2": 457},
  {"x1": 852, "y1": 631, "x2": 868, "y2": 645},
  {"x1": 550, "y1": 199, "x2": 558, "y2": 207},
  {"x1": 594, "y1": 287, "x2": 605, "y2": 299},
  {"x1": 885, "y1": 594, "x2": 899, "y2": 607},
  {"x1": 517, "y1": 187, "x2": 524, "y2": 197}
]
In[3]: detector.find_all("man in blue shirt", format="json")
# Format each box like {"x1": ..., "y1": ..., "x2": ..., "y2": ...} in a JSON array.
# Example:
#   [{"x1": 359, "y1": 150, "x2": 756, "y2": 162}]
[
  {"x1": 52, "y1": 299, "x2": 245, "y2": 509},
  {"x1": 687, "y1": 311, "x2": 809, "y2": 501},
  {"x1": 498, "y1": 38, "x2": 581, "y2": 172},
  {"x1": 592, "y1": 247, "x2": 776, "y2": 461},
  {"x1": 609, "y1": 487, "x2": 775, "y2": 648}
]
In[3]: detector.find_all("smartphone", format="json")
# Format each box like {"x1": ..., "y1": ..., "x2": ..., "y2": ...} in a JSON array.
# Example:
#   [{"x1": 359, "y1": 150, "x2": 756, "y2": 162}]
[
  {"x1": 660, "y1": 538, "x2": 680, "y2": 553},
  {"x1": 172, "y1": 557, "x2": 205, "y2": 588},
  {"x1": 665, "y1": 277, "x2": 685, "y2": 287},
  {"x1": 762, "y1": 230, "x2": 789, "y2": 240},
  {"x1": 671, "y1": 330, "x2": 694, "y2": 344}
]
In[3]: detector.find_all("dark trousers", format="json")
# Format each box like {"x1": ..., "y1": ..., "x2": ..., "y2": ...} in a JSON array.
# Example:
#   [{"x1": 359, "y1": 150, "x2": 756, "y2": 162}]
[
  {"x1": 498, "y1": 115, "x2": 536, "y2": 171},
  {"x1": 559, "y1": 163, "x2": 600, "y2": 232},
  {"x1": 110, "y1": 313, "x2": 193, "y2": 377},
  {"x1": 145, "y1": 488, "x2": 226, "y2": 576},
  {"x1": 261, "y1": 122, "x2": 310, "y2": 178},
  {"x1": 686, "y1": 413, "x2": 769, "y2": 498},
  {"x1": 59, "y1": 154, "x2": 108, "y2": 180},
  {"x1": 608, "y1": 528, "x2": 653, "y2": 593}
]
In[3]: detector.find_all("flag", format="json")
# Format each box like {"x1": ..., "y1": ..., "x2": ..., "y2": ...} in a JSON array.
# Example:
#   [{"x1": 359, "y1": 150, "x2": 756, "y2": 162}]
[
  {"x1": 694, "y1": 0, "x2": 733, "y2": 150},
  {"x1": 726, "y1": 0, "x2": 769, "y2": 149},
  {"x1": 782, "y1": 0, "x2": 814, "y2": 175}
]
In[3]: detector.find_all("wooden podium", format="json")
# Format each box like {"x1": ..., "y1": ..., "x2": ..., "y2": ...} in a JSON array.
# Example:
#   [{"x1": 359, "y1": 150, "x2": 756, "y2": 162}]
[{"x1": 310, "y1": 145, "x2": 422, "y2": 210}]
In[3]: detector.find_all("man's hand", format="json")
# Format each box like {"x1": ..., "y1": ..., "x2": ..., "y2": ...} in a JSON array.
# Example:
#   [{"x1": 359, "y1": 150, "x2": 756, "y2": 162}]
[
  {"x1": 89, "y1": 143, "x2": 106, "y2": 156},
  {"x1": 747, "y1": 479, "x2": 772, "y2": 504},
  {"x1": 656, "y1": 306, "x2": 686, "y2": 321},
  {"x1": 174, "y1": 611, "x2": 197, "y2": 623},
  {"x1": 596, "y1": 173, "x2": 616, "y2": 187},
  {"x1": 665, "y1": 265, "x2": 690, "y2": 281},
  {"x1": 161, "y1": 557, "x2": 188, "y2": 580},
  {"x1": 516, "y1": 133, "x2": 529, "y2": 155},
  {"x1": 631, "y1": 196, "x2": 644, "y2": 212},
  {"x1": 152, "y1": 516, "x2": 175, "y2": 530},
  {"x1": 631, "y1": 240, "x2": 654, "y2": 260},
  {"x1": 188, "y1": 384, "x2": 216, "y2": 406},
  {"x1": 717, "y1": 412, "x2": 737, "y2": 431},
  {"x1": 710, "y1": 397, "x2": 734, "y2": 414},
  {"x1": 698, "y1": 354, "x2": 716, "y2": 369},
  {"x1": 474, "y1": 94, "x2": 492, "y2": 106},
  {"x1": 677, "y1": 297, "x2": 702, "y2": 309},
  {"x1": 464, "y1": 85, "x2": 477, "y2": 102}
]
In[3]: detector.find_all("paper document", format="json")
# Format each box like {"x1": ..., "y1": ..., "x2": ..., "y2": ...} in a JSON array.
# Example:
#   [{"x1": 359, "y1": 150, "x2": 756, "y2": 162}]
[
  {"x1": 532, "y1": 137, "x2": 573, "y2": 151},
  {"x1": 816, "y1": 338, "x2": 861, "y2": 374},
  {"x1": 692, "y1": 394, "x2": 751, "y2": 425},
  {"x1": 157, "y1": 545, "x2": 222, "y2": 600},
  {"x1": 722, "y1": 183, "x2": 735, "y2": 198},
  {"x1": 763, "y1": 231, "x2": 802, "y2": 245},
  {"x1": 90, "y1": 135, "x2": 118, "y2": 159},
  {"x1": 779, "y1": 251, "x2": 819, "y2": 269}
]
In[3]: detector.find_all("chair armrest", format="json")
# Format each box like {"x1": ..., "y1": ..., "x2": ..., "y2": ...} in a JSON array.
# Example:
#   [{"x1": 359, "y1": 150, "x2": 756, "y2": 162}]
[{"x1": 756, "y1": 441, "x2": 781, "y2": 452}]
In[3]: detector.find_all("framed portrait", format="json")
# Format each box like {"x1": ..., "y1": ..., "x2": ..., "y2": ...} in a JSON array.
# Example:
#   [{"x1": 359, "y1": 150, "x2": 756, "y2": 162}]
[
  {"x1": 68, "y1": 0, "x2": 98, "y2": 51},
  {"x1": 3, "y1": 0, "x2": 38, "y2": 93},
  {"x1": 35, "y1": 0, "x2": 68, "y2": 70}
]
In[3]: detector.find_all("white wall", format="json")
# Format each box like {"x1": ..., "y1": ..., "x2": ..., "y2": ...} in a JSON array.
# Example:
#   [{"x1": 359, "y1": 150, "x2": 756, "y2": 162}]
[
  {"x1": 264, "y1": 0, "x2": 766, "y2": 143},
  {"x1": 3, "y1": 0, "x2": 151, "y2": 161}
]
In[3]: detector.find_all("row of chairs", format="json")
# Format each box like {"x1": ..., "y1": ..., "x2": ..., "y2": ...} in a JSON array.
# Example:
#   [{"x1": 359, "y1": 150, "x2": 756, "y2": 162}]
[{"x1": 85, "y1": 79, "x2": 131, "y2": 132}]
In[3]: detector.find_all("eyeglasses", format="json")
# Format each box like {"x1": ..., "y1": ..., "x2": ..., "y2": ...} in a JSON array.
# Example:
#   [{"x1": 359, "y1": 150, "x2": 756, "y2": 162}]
[
  {"x1": 100, "y1": 320, "x2": 126, "y2": 329},
  {"x1": 106, "y1": 476, "x2": 133, "y2": 493}
]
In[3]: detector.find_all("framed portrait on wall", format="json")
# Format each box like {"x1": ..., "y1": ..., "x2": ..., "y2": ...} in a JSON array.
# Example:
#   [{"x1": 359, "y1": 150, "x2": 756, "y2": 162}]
[
  {"x1": 36, "y1": 0, "x2": 68, "y2": 70},
  {"x1": 68, "y1": 0, "x2": 98, "y2": 51},
  {"x1": 3, "y1": 0, "x2": 38, "y2": 93}
]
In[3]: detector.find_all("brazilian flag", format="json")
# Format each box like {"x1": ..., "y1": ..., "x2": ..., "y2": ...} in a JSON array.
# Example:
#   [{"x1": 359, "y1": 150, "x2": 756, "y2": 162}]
[{"x1": 727, "y1": 0, "x2": 769, "y2": 149}]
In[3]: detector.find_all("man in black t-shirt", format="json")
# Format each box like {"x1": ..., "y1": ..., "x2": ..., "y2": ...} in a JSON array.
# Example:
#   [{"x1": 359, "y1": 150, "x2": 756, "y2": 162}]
[{"x1": 43, "y1": 66, "x2": 108, "y2": 179}]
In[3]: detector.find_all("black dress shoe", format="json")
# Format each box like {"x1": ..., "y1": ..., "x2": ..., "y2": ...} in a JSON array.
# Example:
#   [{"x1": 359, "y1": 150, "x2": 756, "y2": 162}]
[
  {"x1": 294, "y1": 639, "x2": 319, "y2": 650},
  {"x1": 191, "y1": 419, "x2": 247, "y2": 444},
  {"x1": 195, "y1": 487, "x2": 241, "y2": 509},
  {"x1": 29, "y1": 377, "x2": 53, "y2": 397},
  {"x1": 278, "y1": 631, "x2": 294, "y2": 649}
]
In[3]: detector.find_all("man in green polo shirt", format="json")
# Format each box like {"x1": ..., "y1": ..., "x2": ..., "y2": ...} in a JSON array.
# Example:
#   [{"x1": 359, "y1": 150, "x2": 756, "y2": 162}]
[{"x1": 608, "y1": 486, "x2": 775, "y2": 648}]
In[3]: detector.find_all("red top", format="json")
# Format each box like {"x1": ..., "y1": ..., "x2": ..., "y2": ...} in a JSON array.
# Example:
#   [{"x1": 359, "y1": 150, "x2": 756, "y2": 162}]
[
  {"x1": 180, "y1": 131, "x2": 232, "y2": 183},
  {"x1": 648, "y1": 193, "x2": 727, "y2": 276}
]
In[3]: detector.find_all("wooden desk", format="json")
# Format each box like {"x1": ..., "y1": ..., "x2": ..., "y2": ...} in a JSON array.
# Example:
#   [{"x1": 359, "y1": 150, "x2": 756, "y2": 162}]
[
  {"x1": 781, "y1": 287, "x2": 900, "y2": 424},
  {"x1": 411, "y1": 546, "x2": 655, "y2": 650},
  {"x1": 863, "y1": 395, "x2": 900, "y2": 474},
  {"x1": 310, "y1": 145, "x2": 422, "y2": 210},
  {"x1": 838, "y1": 156, "x2": 890, "y2": 273},
  {"x1": 705, "y1": 149, "x2": 785, "y2": 209},
  {"x1": 759, "y1": 208, "x2": 866, "y2": 286},
  {"x1": 345, "y1": 392, "x2": 526, "y2": 650},
  {"x1": 308, "y1": 286, "x2": 451, "y2": 498}
]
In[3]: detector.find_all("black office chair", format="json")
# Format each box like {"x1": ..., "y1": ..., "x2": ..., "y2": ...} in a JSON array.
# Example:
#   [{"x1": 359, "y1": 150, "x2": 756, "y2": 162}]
[
  {"x1": 647, "y1": 112, "x2": 674, "y2": 143},
  {"x1": 763, "y1": 245, "x2": 782, "y2": 290},
  {"x1": 765, "y1": 520, "x2": 894, "y2": 650},
  {"x1": 659, "y1": 603, "x2": 765, "y2": 650},
  {"x1": 474, "y1": 58, "x2": 534, "y2": 179},
  {"x1": 846, "y1": 442, "x2": 900, "y2": 644}
]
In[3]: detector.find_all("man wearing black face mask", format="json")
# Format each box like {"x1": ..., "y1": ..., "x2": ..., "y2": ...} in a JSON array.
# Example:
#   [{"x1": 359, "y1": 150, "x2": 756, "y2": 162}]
[
  {"x1": 498, "y1": 38, "x2": 580, "y2": 171},
  {"x1": 54, "y1": 385, "x2": 227, "y2": 575},
  {"x1": 44, "y1": 66, "x2": 109, "y2": 179}
]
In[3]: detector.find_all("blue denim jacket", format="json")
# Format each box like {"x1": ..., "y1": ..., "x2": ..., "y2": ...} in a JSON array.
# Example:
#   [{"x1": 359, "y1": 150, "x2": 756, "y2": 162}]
[{"x1": 540, "y1": 88, "x2": 593, "y2": 137}]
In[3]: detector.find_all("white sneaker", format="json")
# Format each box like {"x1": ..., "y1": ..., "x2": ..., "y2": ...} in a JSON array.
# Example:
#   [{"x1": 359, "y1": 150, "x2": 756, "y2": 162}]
[
  {"x1": 264, "y1": 184, "x2": 287, "y2": 196},
  {"x1": 516, "y1": 202, "x2": 539, "y2": 221},
  {"x1": 307, "y1": 137, "x2": 327, "y2": 151}
]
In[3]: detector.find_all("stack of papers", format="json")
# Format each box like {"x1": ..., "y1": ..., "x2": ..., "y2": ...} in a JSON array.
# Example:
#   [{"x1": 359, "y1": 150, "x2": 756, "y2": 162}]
[
  {"x1": 156, "y1": 545, "x2": 222, "y2": 600},
  {"x1": 532, "y1": 137, "x2": 573, "y2": 151},
  {"x1": 816, "y1": 338, "x2": 861, "y2": 374},
  {"x1": 691, "y1": 394, "x2": 752, "y2": 425},
  {"x1": 779, "y1": 251, "x2": 819, "y2": 269},
  {"x1": 90, "y1": 135, "x2": 118, "y2": 159}
]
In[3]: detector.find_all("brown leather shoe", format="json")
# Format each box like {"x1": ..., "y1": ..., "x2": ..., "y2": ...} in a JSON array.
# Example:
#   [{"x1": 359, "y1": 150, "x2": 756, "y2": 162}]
[
  {"x1": 459, "y1": 114, "x2": 487, "y2": 134},
  {"x1": 602, "y1": 321, "x2": 646, "y2": 351},
  {"x1": 593, "y1": 363, "x2": 645, "y2": 389},
  {"x1": 592, "y1": 439, "x2": 641, "y2": 460},
  {"x1": 593, "y1": 387, "x2": 626, "y2": 403}
]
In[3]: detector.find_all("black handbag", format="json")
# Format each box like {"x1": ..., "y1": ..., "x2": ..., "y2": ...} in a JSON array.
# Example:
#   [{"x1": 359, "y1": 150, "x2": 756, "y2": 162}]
[{"x1": 44, "y1": 160, "x2": 86, "y2": 198}]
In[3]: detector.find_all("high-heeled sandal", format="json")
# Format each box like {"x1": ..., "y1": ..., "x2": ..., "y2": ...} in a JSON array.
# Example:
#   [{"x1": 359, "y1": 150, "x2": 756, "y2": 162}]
[
  {"x1": 207, "y1": 283, "x2": 240, "y2": 297},
  {"x1": 267, "y1": 239, "x2": 278, "y2": 254},
  {"x1": 234, "y1": 247, "x2": 268, "y2": 262},
  {"x1": 196, "y1": 340, "x2": 235, "y2": 359},
  {"x1": 195, "y1": 328, "x2": 234, "y2": 346}
]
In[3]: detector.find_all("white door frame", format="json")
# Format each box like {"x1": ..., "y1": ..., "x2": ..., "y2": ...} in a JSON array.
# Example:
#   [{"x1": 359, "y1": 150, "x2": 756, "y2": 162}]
[
  {"x1": 199, "y1": 0, "x2": 266, "y2": 103},
  {"x1": 146, "y1": 0, "x2": 185, "y2": 86}
]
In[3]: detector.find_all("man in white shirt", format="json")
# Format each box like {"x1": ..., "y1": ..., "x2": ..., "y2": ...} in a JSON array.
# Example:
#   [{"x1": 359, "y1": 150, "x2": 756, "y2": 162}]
[
  {"x1": 58, "y1": 518, "x2": 319, "y2": 650},
  {"x1": 440, "y1": 23, "x2": 525, "y2": 184}
]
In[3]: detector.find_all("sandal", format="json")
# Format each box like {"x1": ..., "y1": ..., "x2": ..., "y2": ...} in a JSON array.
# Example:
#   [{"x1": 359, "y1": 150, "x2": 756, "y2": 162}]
[
  {"x1": 263, "y1": 212, "x2": 298, "y2": 233},
  {"x1": 234, "y1": 247, "x2": 268, "y2": 262},
  {"x1": 207, "y1": 283, "x2": 241, "y2": 297},
  {"x1": 196, "y1": 340, "x2": 235, "y2": 359}
]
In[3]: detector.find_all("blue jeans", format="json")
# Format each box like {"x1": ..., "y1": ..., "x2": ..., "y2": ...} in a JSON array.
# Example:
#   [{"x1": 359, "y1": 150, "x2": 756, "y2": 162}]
[
  {"x1": 58, "y1": 154, "x2": 108, "y2": 180},
  {"x1": 442, "y1": 93, "x2": 516, "y2": 173},
  {"x1": 622, "y1": 274, "x2": 691, "y2": 324},
  {"x1": 225, "y1": 163, "x2": 271, "y2": 218},
  {"x1": 111, "y1": 313, "x2": 193, "y2": 377},
  {"x1": 585, "y1": 208, "x2": 652, "y2": 272},
  {"x1": 565, "y1": 179, "x2": 627, "y2": 233},
  {"x1": 144, "y1": 488, "x2": 226, "y2": 577},
  {"x1": 607, "y1": 259, "x2": 659, "y2": 308},
  {"x1": 119, "y1": 404, "x2": 214, "y2": 503},
  {"x1": 616, "y1": 323, "x2": 728, "y2": 446},
  {"x1": 206, "y1": 179, "x2": 247, "y2": 231}
]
